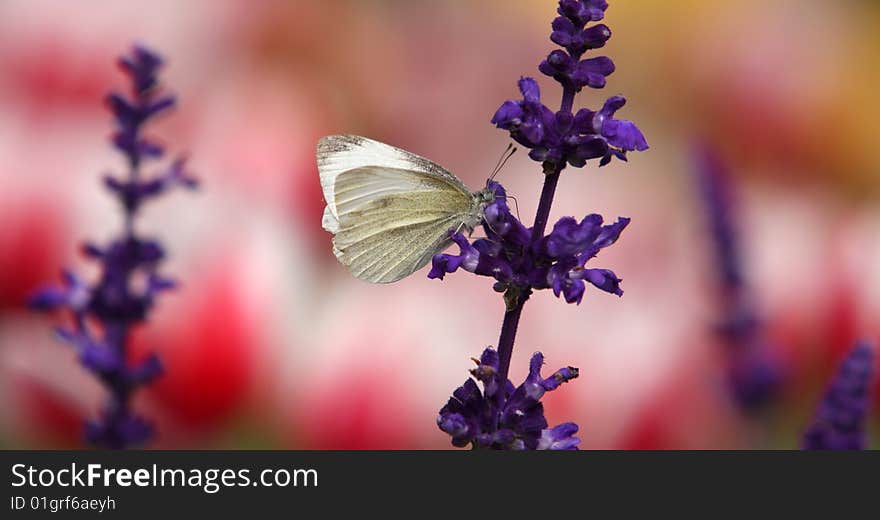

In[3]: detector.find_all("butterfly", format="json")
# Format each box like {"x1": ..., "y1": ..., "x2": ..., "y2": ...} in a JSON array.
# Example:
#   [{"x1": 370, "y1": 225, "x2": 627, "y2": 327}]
[{"x1": 317, "y1": 135, "x2": 497, "y2": 283}]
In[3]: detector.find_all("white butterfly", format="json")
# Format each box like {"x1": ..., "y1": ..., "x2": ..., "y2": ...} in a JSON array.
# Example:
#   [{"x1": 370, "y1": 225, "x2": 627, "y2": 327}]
[{"x1": 318, "y1": 135, "x2": 496, "y2": 283}]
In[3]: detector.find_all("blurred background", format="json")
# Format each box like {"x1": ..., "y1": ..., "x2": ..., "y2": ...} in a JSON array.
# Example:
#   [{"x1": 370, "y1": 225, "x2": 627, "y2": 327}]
[{"x1": 0, "y1": 0, "x2": 878, "y2": 449}]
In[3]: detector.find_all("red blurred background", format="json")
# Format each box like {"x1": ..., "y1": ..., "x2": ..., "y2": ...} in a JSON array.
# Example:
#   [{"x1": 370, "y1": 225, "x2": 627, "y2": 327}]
[{"x1": 0, "y1": 0, "x2": 878, "y2": 449}]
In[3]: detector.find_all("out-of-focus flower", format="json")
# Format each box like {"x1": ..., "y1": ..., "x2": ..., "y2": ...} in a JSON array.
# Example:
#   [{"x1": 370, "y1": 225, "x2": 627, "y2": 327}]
[
  {"x1": 438, "y1": 347, "x2": 579, "y2": 450},
  {"x1": 618, "y1": 354, "x2": 744, "y2": 449},
  {"x1": 11, "y1": 376, "x2": 86, "y2": 448},
  {"x1": 295, "y1": 367, "x2": 421, "y2": 450},
  {"x1": 134, "y1": 269, "x2": 255, "y2": 433},
  {"x1": 694, "y1": 143, "x2": 782, "y2": 410},
  {"x1": 802, "y1": 341, "x2": 875, "y2": 450},
  {"x1": 28, "y1": 45, "x2": 196, "y2": 448},
  {"x1": 429, "y1": 181, "x2": 628, "y2": 305},
  {"x1": 0, "y1": 39, "x2": 113, "y2": 117}
]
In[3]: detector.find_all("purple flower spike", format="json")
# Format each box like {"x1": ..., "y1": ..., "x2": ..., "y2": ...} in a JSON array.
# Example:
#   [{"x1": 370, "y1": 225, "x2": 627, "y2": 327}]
[
  {"x1": 436, "y1": 1, "x2": 644, "y2": 449},
  {"x1": 438, "y1": 348, "x2": 580, "y2": 450},
  {"x1": 803, "y1": 342, "x2": 875, "y2": 450},
  {"x1": 29, "y1": 44, "x2": 196, "y2": 449},
  {"x1": 695, "y1": 144, "x2": 783, "y2": 411}
]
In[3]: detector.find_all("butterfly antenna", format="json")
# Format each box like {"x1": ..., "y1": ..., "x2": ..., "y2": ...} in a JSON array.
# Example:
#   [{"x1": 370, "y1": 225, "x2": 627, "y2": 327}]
[
  {"x1": 489, "y1": 145, "x2": 517, "y2": 181},
  {"x1": 490, "y1": 144, "x2": 512, "y2": 178}
]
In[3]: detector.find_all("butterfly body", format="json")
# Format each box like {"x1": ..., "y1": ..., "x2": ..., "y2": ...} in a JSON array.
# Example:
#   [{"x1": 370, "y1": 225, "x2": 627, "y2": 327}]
[{"x1": 318, "y1": 135, "x2": 494, "y2": 283}]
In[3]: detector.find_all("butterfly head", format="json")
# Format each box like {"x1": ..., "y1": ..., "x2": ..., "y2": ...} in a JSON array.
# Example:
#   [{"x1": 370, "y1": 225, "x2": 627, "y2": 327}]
[
  {"x1": 478, "y1": 184, "x2": 499, "y2": 204},
  {"x1": 482, "y1": 179, "x2": 506, "y2": 201},
  {"x1": 465, "y1": 182, "x2": 503, "y2": 233},
  {"x1": 474, "y1": 181, "x2": 504, "y2": 212}
]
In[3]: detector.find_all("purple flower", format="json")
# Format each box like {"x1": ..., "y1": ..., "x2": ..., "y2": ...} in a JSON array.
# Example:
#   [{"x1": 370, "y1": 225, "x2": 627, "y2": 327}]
[
  {"x1": 695, "y1": 145, "x2": 742, "y2": 291},
  {"x1": 802, "y1": 342, "x2": 875, "y2": 450},
  {"x1": 29, "y1": 270, "x2": 90, "y2": 313},
  {"x1": 438, "y1": 348, "x2": 580, "y2": 450},
  {"x1": 104, "y1": 157, "x2": 197, "y2": 214},
  {"x1": 429, "y1": 181, "x2": 628, "y2": 305},
  {"x1": 539, "y1": 52, "x2": 615, "y2": 90},
  {"x1": 726, "y1": 349, "x2": 783, "y2": 410},
  {"x1": 117, "y1": 45, "x2": 164, "y2": 94},
  {"x1": 537, "y1": 423, "x2": 581, "y2": 450},
  {"x1": 558, "y1": 0, "x2": 609, "y2": 25},
  {"x1": 551, "y1": 19, "x2": 611, "y2": 55},
  {"x1": 28, "y1": 45, "x2": 196, "y2": 449},
  {"x1": 491, "y1": 80, "x2": 646, "y2": 170},
  {"x1": 490, "y1": 78, "x2": 553, "y2": 152},
  {"x1": 109, "y1": 46, "x2": 176, "y2": 169},
  {"x1": 86, "y1": 410, "x2": 154, "y2": 448},
  {"x1": 491, "y1": 0, "x2": 646, "y2": 172},
  {"x1": 694, "y1": 144, "x2": 782, "y2": 411}
]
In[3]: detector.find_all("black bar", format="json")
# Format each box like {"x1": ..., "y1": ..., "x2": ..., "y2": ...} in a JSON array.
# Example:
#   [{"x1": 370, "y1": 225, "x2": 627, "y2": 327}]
[{"x1": 2, "y1": 450, "x2": 876, "y2": 516}]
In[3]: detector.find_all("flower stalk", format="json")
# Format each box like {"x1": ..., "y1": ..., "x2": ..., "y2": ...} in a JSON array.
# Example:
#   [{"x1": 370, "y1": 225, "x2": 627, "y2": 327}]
[
  {"x1": 434, "y1": 0, "x2": 647, "y2": 449},
  {"x1": 29, "y1": 45, "x2": 196, "y2": 448}
]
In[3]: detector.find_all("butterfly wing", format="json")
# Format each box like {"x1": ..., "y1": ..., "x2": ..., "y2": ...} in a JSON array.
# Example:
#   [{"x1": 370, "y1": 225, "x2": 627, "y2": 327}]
[
  {"x1": 317, "y1": 136, "x2": 476, "y2": 283},
  {"x1": 318, "y1": 134, "x2": 470, "y2": 221}
]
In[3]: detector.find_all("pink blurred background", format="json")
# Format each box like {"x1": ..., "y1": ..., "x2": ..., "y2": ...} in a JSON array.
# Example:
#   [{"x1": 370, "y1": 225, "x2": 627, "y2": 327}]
[{"x1": 0, "y1": 0, "x2": 878, "y2": 449}]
